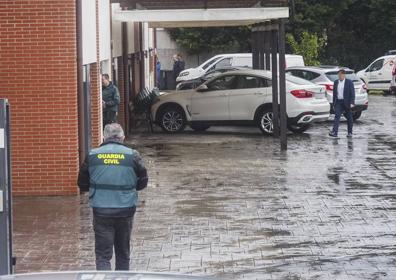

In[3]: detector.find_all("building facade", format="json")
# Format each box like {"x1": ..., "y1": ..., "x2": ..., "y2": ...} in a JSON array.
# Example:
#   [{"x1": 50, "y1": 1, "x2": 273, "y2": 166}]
[
  {"x1": 0, "y1": 0, "x2": 155, "y2": 195},
  {"x1": 0, "y1": 0, "x2": 288, "y2": 196}
]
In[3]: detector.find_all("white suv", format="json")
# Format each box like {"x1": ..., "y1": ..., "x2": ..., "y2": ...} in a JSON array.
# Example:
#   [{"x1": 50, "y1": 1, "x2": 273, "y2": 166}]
[{"x1": 151, "y1": 70, "x2": 329, "y2": 135}]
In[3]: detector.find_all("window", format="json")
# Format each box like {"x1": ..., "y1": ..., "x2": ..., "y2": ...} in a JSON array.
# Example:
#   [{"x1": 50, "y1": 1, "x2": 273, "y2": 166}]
[
  {"x1": 206, "y1": 75, "x2": 237, "y2": 91},
  {"x1": 369, "y1": 59, "x2": 384, "y2": 72},
  {"x1": 286, "y1": 73, "x2": 315, "y2": 85},
  {"x1": 236, "y1": 76, "x2": 271, "y2": 89},
  {"x1": 203, "y1": 69, "x2": 223, "y2": 80},
  {"x1": 288, "y1": 70, "x2": 304, "y2": 79},
  {"x1": 214, "y1": 58, "x2": 232, "y2": 69},
  {"x1": 202, "y1": 57, "x2": 222, "y2": 70},
  {"x1": 233, "y1": 57, "x2": 252, "y2": 67},
  {"x1": 325, "y1": 71, "x2": 359, "y2": 82},
  {"x1": 287, "y1": 70, "x2": 320, "y2": 81}
]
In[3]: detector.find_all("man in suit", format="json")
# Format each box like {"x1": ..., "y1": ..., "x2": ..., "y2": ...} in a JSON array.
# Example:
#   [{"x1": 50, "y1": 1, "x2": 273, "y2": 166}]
[{"x1": 329, "y1": 69, "x2": 356, "y2": 138}]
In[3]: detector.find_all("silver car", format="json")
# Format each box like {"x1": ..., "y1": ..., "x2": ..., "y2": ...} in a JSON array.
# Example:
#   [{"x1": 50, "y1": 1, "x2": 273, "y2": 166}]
[{"x1": 286, "y1": 66, "x2": 368, "y2": 120}]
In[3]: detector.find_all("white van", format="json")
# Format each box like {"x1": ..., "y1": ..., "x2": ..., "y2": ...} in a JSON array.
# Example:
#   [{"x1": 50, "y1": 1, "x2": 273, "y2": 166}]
[
  {"x1": 357, "y1": 55, "x2": 396, "y2": 93},
  {"x1": 176, "y1": 53, "x2": 305, "y2": 83}
]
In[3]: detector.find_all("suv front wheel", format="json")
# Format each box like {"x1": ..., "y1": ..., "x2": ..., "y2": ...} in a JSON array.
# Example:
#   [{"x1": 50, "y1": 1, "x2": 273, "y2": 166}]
[{"x1": 158, "y1": 106, "x2": 186, "y2": 133}]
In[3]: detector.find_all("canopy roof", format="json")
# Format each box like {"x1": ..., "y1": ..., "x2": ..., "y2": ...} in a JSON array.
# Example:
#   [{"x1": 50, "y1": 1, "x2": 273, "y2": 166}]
[{"x1": 113, "y1": 7, "x2": 289, "y2": 27}]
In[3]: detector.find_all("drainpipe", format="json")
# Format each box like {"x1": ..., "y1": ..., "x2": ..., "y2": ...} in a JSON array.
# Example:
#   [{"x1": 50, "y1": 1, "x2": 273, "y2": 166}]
[
  {"x1": 139, "y1": 22, "x2": 145, "y2": 90},
  {"x1": 121, "y1": 20, "x2": 129, "y2": 136},
  {"x1": 76, "y1": 0, "x2": 85, "y2": 164}
]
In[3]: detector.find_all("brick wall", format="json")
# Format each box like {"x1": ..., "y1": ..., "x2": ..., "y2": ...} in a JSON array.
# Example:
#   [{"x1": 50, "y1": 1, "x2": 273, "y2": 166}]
[{"x1": 0, "y1": 0, "x2": 79, "y2": 195}]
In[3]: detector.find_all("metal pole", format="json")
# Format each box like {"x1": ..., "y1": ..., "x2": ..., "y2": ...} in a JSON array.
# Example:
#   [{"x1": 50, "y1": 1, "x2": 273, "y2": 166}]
[
  {"x1": 122, "y1": 21, "x2": 130, "y2": 136},
  {"x1": 264, "y1": 31, "x2": 271, "y2": 71},
  {"x1": 271, "y1": 26, "x2": 279, "y2": 138},
  {"x1": 258, "y1": 31, "x2": 265, "y2": 70},
  {"x1": 251, "y1": 31, "x2": 259, "y2": 70},
  {"x1": 278, "y1": 19, "x2": 287, "y2": 150},
  {"x1": 0, "y1": 99, "x2": 13, "y2": 275}
]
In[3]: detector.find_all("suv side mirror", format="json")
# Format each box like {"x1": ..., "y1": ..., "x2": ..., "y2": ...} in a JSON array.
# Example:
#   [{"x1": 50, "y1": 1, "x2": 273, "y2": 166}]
[{"x1": 197, "y1": 84, "x2": 208, "y2": 92}]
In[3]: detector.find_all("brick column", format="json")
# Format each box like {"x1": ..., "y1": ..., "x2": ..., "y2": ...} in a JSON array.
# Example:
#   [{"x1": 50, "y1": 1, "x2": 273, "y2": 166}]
[
  {"x1": 90, "y1": 63, "x2": 102, "y2": 147},
  {"x1": 90, "y1": 0, "x2": 103, "y2": 147}
]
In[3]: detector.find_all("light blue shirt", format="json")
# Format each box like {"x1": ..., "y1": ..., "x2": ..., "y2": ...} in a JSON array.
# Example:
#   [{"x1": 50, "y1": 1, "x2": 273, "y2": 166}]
[{"x1": 337, "y1": 79, "x2": 345, "y2": 100}]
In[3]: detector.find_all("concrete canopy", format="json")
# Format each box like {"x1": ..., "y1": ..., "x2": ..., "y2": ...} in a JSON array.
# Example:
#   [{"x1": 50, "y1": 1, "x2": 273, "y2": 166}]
[{"x1": 112, "y1": 7, "x2": 289, "y2": 27}]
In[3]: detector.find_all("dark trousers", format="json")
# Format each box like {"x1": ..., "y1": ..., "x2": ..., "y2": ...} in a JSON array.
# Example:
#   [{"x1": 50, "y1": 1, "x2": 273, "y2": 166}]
[
  {"x1": 93, "y1": 214, "x2": 134, "y2": 270},
  {"x1": 103, "y1": 111, "x2": 117, "y2": 128},
  {"x1": 332, "y1": 100, "x2": 353, "y2": 135}
]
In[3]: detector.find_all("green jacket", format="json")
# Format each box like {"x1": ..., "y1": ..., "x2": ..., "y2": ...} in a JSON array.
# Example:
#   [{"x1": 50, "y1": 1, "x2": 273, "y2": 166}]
[
  {"x1": 102, "y1": 82, "x2": 120, "y2": 112},
  {"x1": 78, "y1": 142, "x2": 148, "y2": 217}
]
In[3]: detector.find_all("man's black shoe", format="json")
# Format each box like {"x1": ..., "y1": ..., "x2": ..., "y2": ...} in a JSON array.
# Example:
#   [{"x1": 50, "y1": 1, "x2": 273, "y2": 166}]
[
  {"x1": 347, "y1": 133, "x2": 353, "y2": 138},
  {"x1": 329, "y1": 132, "x2": 338, "y2": 138}
]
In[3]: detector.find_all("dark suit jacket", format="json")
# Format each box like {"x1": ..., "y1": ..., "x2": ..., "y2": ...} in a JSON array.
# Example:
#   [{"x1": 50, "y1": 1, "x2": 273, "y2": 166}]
[{"x1": 333, "y1": 78, "x2": 356, "y2": 107}]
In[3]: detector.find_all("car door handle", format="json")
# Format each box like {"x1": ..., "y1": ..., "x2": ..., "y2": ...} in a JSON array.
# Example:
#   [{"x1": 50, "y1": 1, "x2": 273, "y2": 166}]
[
  {"x1": 378, "y1": 73, "x2": 382, "y2": 75},
  {"x1": 254, "y1": 92, "x2": 263, "y2": 95},
  {"x1": 220, "y1": 93, "x2": 228, "y2": 97}
]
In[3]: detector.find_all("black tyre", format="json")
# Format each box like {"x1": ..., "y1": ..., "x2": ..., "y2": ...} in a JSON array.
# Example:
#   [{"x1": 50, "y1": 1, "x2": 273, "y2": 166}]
[
  {"x1": 158, "y1": 106, "x2": 186, "y2": 133},
  {"x1": 190, "y1": 124, "x2": 211, "y2": 131},
  {"x1": 287, "y1": 123, "x2": 310, "y2": 134},
  {"x1": 256, "y1": 108, "x2": 274, "y2": 135},
  {"x1": 352, "y1": 111, "x2": 362, "y2": 120}
]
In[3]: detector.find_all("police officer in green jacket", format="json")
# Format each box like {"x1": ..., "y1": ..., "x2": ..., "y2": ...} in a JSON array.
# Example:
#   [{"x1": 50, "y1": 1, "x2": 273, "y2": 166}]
[
  {"x1": 102, "y1": 74, "x2": 120, "y2": 127},
  {"x1": 78, "y1": 123, "x2": 148, "y2": 271}
]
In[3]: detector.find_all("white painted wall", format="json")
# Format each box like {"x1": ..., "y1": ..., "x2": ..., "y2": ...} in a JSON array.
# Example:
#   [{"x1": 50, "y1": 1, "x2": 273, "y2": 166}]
[
  {"x1": 99, "y1": 0, "x2": 111, "y2": 61},
  {"x1": 112, "y1": 4, "x2": 135, "y2": 57},
  {"x1": 143, "y1": 23, "x2": 151, "y2": 88},
  {"x1": 127, "y1": 22, "x2": 135, "y2": 54},
  {"x1": 156, "y1": 28, "x2": 218, "y2": 71},
  {"x1": 82, "y1": 0, "x2": 97, "y2": 65},
  {"x1": 111, "y1": 3, "x2": 122, "y2": 58}
]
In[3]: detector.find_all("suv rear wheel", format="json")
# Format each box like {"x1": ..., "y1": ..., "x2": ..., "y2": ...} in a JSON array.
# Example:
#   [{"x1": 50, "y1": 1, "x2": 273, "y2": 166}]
[{"x1": 257, "y1": 108, "x2": 274, "y2": 135}]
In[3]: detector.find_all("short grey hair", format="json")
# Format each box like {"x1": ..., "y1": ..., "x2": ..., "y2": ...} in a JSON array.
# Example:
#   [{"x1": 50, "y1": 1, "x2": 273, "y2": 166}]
[{"x1": 103, "y1": 123, "x2": 125, "y2": 142}]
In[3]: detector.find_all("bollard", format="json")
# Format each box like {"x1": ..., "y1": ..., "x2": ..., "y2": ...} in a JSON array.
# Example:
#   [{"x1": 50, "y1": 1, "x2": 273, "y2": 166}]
[{"x1": 0, "y1": 99, "x2": 13, "y2": 275}]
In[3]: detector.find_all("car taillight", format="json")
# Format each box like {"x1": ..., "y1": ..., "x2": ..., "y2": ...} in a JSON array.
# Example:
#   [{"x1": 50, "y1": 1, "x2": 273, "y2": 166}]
[
  {"x1": 322, "y1": 84, "x2": 334, "y2": 91},
  {"x1": 291, "y1": 89, "x2": 313, "y2": 98}
]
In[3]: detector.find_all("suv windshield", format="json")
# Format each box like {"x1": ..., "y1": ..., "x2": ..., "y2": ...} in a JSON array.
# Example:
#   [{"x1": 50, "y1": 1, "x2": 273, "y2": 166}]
[
  {"x1": 201, "y1": 57, "x2": 223, "y2": 70},
  {"x1": 325, "y1": 71, "x2": 359, "y2": 82},
  {"x1": 286, "y1": 74, "x2": 315, "y2": 85}
]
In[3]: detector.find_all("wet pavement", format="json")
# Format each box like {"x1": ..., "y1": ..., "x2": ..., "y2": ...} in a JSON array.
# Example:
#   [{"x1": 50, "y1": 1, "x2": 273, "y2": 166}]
[{"x1": 12, "y1": 95, "x2": 396, "y2": 279}]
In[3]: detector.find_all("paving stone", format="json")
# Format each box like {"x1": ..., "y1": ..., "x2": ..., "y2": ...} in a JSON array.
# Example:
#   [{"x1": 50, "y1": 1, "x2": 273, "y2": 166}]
[{"x1": 11, "y1": 95, "x2": 396, "y2": 279}]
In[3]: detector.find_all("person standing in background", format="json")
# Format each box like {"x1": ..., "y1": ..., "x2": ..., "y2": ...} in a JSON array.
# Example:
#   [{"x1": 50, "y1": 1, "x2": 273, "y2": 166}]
[
  {"x1": 102, "y1": 74, "x2": 120, "y2": 127},
  {"x1": 390, "y1": 60, "x2": 396, "y2": 94},
  {"x1": 329, "y1": 69, "x2": 356, "y2": 138},
  {"x1": 156, "y1": 59, "x2": 162, "y2": 89},
  {"x1": 172, "y1": 54, "x2": 185, "y2": 86}
]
